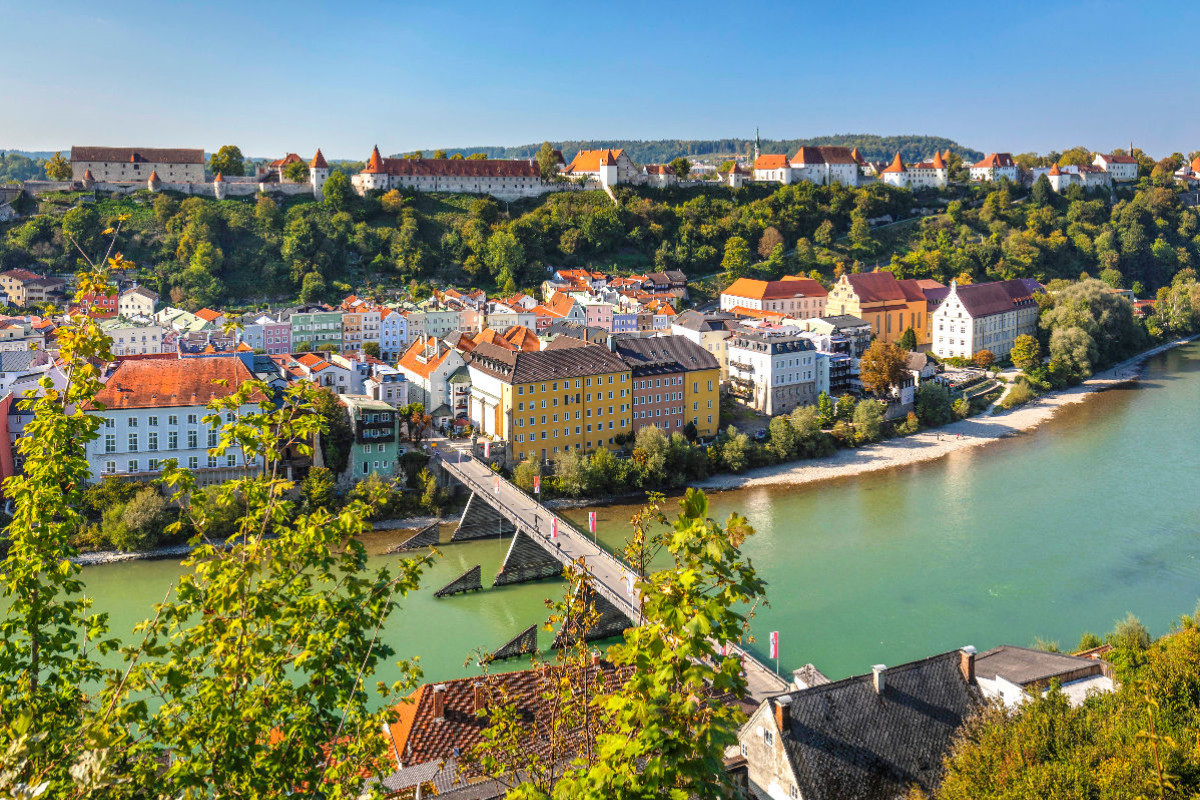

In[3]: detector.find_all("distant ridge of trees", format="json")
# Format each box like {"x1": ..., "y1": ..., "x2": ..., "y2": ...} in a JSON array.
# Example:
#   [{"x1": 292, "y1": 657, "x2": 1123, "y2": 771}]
[{"x1": 405, "y1": 135, "x2": 985, "y2": 166}]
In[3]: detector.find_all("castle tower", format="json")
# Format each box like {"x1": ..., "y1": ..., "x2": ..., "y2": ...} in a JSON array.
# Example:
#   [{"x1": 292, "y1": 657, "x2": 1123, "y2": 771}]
[
  {"x1": 754, "y1": 128, "x2": 761, "y2": 162},
  {"x1": 213, "y1": 172, "x2": 227, "y2": 200},
  {"x1": 82, "y1": 169, "x2": 96, "y2": 189},
  {"x1": 362, "y1": 145, "x2": 387, "y2": 191},
  {"x1": 310, "y1": 148, "x2": 330, "y2": 199},
  {"x1": 147, "y1": 170, "x2": 161, "y2": 193}
]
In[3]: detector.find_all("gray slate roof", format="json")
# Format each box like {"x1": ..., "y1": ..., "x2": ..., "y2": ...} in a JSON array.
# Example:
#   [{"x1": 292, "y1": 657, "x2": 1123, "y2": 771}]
[
  {"x1": 780, "y1": 650, "x2": 981, "y2": 800},
  {"x1": 672, "y1": 310, "x2": 736, "y2": 333},
  {"x1": 468, "y1": 340, "x2": 628, "y2": 384},
  {"x1": 0, "y1": 350, "x2": 36, "y2": 373},
  {"x1": 973, "y1": 644, "x2": 1102, "y2": 686},
  {"x1": 611, "y1": 334, "x2": 719, "y2": 375}
]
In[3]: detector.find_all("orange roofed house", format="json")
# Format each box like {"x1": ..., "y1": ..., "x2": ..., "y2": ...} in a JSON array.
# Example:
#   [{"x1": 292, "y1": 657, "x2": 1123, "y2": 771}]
[
  {"x1": 720, "y1": 275, "x2": 828, "y2": 319},
  {"x1": 561, "y1": 148, "x2": 639, "y2": 188},
  {"x1": 83, "y1": 356, "x2": 262, "y2": 484},
  {"x1": 397, "y1": 336, "x2": 468, "y2": 426},
  {"x1": 824, "y1": 272, "x2": 944, "y2": 345}
]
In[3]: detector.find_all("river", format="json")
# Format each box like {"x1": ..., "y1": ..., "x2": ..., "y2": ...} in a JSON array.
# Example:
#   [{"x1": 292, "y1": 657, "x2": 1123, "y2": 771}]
[{"x1": 79, "y1": 342, "x2": 1200, "y2": 688}]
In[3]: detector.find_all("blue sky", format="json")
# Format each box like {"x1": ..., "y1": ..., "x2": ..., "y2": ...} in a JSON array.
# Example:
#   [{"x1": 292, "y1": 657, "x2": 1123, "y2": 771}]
[{"x1": 2, "y1": 0, "x2": 1198, "y2": 160}]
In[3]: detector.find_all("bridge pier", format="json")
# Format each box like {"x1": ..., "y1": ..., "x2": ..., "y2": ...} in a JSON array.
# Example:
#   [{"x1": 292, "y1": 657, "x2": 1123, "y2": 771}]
[
  {"x1": 487, "y1": 624, "x2": 539, "y2": 662},
  {"x1": 552, "y1": 583, "x2": 633, "y2": 648},
  {"x1": 494, "y1": 530, "x2": 564, "y2": 586},
  {"x1": 452, "y1": 492, "x2": 517, "y2": 541},
  {"x1": 434, "y1": 564, "x2": 482, "y2": 597},
  {"x1": 386, "y1": 521, "x2": 440, "y2": 552}
]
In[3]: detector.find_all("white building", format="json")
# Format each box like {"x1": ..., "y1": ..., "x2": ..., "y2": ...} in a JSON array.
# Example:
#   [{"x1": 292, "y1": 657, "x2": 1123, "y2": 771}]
[
  {"x1": 880, "y1": 152, "x2": 949, "y2": 189},
  {"x1": 752, "y1": 153, "x2": 794, "y2": 184},
  {"x1": 1093, "y1": 152, "x2": 1139, "y2": 182},
  {"x1": 671, "y1": 310, "x2": 737, "y2": 379},
  {"x1": 85, "y1": 357, "x2": 261, "y2": 484},
  {"x1": 562, "y1": 148, "x2": 639, "y2": 188},
  {"x1": 970, "y1": 153, "x2": 1019, "y2": 182},
  {"x1": 117, "y1": 286, "x2": 158, "y2": 318},
  {"x1": 352, "y1": 146, "x2": 553, "y2": 201},
  {"x1": 720, "y1": 276, "x2": 828, "y2": 318},
  {"x1": 397, "y1": 336, "x2": 467, "y2": 425},
  {"x1": 99, "y1": 317, "x2": 166, "y2": 356},
  {"x1": 930, "y1": 279, "x2": 1042, "y2": 359},
  {"x1": 70, "y1": 146, "x2": 205, "y2": 184},
  {"x1": 1044, "y1": 163, "x2": 1112, "y2": 193},
  {"x1": 726, "y1": 328, "x2": 818, "y2": 416},
  {"x1": 643, "y1": 164, "x2": 679, "y2": 188},
  {"x1": 786, "y1": 146, "x2": 859, "y2": 186}
]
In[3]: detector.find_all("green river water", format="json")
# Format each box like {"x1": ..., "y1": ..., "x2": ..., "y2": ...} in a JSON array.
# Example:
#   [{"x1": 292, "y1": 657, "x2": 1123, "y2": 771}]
[{"x1": 79, "y1": 342, "x2": 1200, "y2": 687}]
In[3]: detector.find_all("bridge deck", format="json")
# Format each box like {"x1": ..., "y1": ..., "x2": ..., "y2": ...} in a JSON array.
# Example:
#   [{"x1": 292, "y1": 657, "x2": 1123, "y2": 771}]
[{"x1": 437, "y1": 453, "x2": 790, "y2": 703}]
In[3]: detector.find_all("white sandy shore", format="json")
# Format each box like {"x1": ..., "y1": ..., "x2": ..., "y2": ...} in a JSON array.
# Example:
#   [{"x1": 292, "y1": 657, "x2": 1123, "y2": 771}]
[{"x1": 696, "y1": 336, "x2": 1199, "y2": 493}]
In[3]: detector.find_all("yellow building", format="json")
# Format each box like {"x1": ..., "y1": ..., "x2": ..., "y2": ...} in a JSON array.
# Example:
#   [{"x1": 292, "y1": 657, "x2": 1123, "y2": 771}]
[
  {"x1": 825, "y1": 272, "x2": 944, "y2": 345},
  {"x1": 610, "y1": 334, "x2": 721, "y2": 439},
  {"x1": 466, "y1": 340, "x2": 632, "y2": 464}
]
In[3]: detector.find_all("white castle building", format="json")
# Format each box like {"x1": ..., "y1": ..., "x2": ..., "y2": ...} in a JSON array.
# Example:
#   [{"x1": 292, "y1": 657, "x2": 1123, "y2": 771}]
[
  {"x1": 752, "y1": 145, "x2": 860, "y2": 187},
  {"x1": 879, "y1": 152, "x2": 949, "y2": 189},
  {"x1": 352, "y1": 146, "x2": 554, "y2": 200}
]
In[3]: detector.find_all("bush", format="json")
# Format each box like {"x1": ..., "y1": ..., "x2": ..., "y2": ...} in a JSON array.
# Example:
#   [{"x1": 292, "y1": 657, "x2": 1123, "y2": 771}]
[
  {"x1": 852, "y1": 399, "x2": 884, "y2": 443},
  {"x1": 300, "y1": 466, "x2": 337, "y2": 511},
  {"x1": 893, "y1": 411, "x2": 920, "y2": 436},
  {"x1": 512, "y1": 460, "x2": 540, "y2": 494},
  {"x1": 101, "y1": 486, "x2": 171, "y2": 551},
  {"x1": 999, "y1": 377, "x2": 1037, "y2": 409}
]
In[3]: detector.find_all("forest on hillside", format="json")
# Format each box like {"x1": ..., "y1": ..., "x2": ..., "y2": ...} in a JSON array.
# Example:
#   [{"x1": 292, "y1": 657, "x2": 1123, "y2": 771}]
[
  {"x1": 406, "y1": 135, "x2": 984, "y2": 165},
  {"x1": 0, "y1": 171, "x2": 1194, "y2": 311}
]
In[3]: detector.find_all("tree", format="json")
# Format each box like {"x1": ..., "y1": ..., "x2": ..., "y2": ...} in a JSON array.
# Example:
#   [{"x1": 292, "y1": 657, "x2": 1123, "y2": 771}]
[
  {"x1": 300, "y1": 466, "x2": 337, "y2": 511},
  {"x1": 849, "y1": 209, "x2": 873, "y2": 253},
  {"x1": 767, "y1": 415, "x2": 796, "y2": 460},
  {"x1": 299, "y1": 271, "x2": 326, "y2": 303},
  {"x1": 380, "y1": 189, "x2": 405, "y2": 213},
  {"x1": 44, "y1": 151, "x2": 72, "y2": 181},
  {"x1": 720, "y1": 426, "x2": 751, "y2": 472},
  {"x1": 102, "y1": 486, "x2": 170, "y2": 551},
  {"x1": 972, "y1": 349, "x2": 995, "y2": 369},
  {"x1": 814, "y1": 219, "x2": 836, "y2": 248},
  {"x1": 859, "y1": 340, "x2": 910, "y2": 397},
  {"x1": 321, "y1": 170, "x2": 353, "y2": 210},
  {"x1": 898, "y1": 327, "x2": 917, "y2": 351},
  {"x1": 816, "y1": 392, "x2": 835, "y2": 427},
  {"x1": 512, "y1": 460, "x2": 541, "y2": 493},
  {"x1": 209, "y1": 145, "x2": 245, "y2": 177},
  {"x1": 432, "y1": 149, "x2": 448, "y2": 160},
  {"x1": 282, "y1": 160, "x2": 308, "y2": 182},
  {"x1": 721, "y1": 236, "x2": 752, "y2": 282},
  {"x1": 536, "y1": 141, "x2": 560, "y2": 181},
  {"x1": 915, "y1": 381, "x2": 953, "y2": 427},
  {"x1": 1030, "y1": 173, "x2": 1054, "y2": 206},
  {"x1": 1011, "y1": 334, "x2": 1041, "y2": 370},
  {"x1": 758, "y1": 226, "x2": 784, "y2": 260},
  {"x1": 669, "y1": 157, "x2": 691, "y2": 179},
  {"x1": 852, "y1": 399, "x2": 884, "y2": 443},
  {"x1": 362, "y1": 341, "x2": 380, "y2": 358},
  {"x1": 313, "y1": 388, "x2": 352, "y2": 474},
  {"x1": 484, "y1": 230, "x2": 525, "y2": 281}
]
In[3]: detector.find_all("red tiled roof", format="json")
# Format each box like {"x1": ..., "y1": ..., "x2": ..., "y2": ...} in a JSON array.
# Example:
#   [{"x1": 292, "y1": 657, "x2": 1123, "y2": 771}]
[
  {"x1": 398, "y1": 336, "x2": 454, "y2": 379},
  {"x1": 563, "y1": 149, "x2": 626, "y2": 174},
  {"x1": 645, "y1": 164, "x2": 672, "y2": 175},
  {"x1": 93, "y1": 357, "x2": 255, "y2": 410},
  {"x1": 791, "y1": 146, "x2": 856, "y2": 166},
  {"x1": 973, "y1": 153, "x2": 1016, "y2": 169},
  {"x1": 70, "y1": 146, "x2": 204, "y2": 165},
  {"x1": 310, "y1": 149, "x2": 328, "y2": 169},
  {"x1": 844, "y1": 271, "x2": 909, "y2": 303},
  {"x1": 1049, "y1": 164, "x2": 1062, "y2": 176},
  {"x1": 270, "y1": 153, "x2": 305, "y2": 168},
  {"x1": 724, "y1": 276, "x2": 828, "y2": 301},
  {"x1": 881, "y1": 153, "x2": 906, "y2": 174},
  {"x1": 195, "y1": 308, "x2": 223, "y2": 323},
  {"x1": 503, "y1": 324, "x2": 541, "y2": 351},
  {"x1": 366, "y1": 157, "x2": 539, "y2": 179},
  {"x1": 83, "y1": 169, "x2": 95, "y2": 181},
  {"x1": 754, "y1": 154, "x2": 790, "y2": 170},
  {"x1": 931, "y1": 151, "x2": 946, "y2": 169},
  {"x1": 727, "y1": 305, "x2": 787, "y2": 319},
  {"x1": 898, "y1": 278, "x2": 944, "y2": 303},
  {"x1": 366, "y1": 145, "x2": 384, "y2": 174},
  {"x1": 213, "y1": 172, "x2": 224, "y2": 182},
  {"x1": 1099, "y1": 153, "x2": 1138, "y2": 164}
]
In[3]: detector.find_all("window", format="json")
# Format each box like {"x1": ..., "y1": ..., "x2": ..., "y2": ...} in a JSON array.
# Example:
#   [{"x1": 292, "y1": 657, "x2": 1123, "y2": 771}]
[
  {"x1": 168, "y1": 431, "x2": 178, "y2": 450},
  {"x1": 187, "y1": 414, "x2": 198, "y2": 425},
  {"x1": 188, "y1": 431, "x2": 198, "y2": 448},
  {"x1": 127, "y1": 417, "x2": 138, "y2": 428},
  {"x1": 128, "y1": 433, "x2": 138, "y2": 452},
  {"x1": 168, "y1": 415, "x2": 178, "y2": 426},
  {"x1": 104, "y1": 434, "x2": 116, "y2": 453},
  {"x1": 188, "y1": 456, "x2": 199, "y2": 469},
  {"x1": 105, "y1": 461, "x2": 115, "y2": 474},
  {"x1": 104, "y1": 418, "x2": 114, "y2": 428},
  {"x1": 764, "y1": 730, "x2": 775, "y2": 747},
  {"x1": 148, "y1": 458, "x2": 159, "y2": 471}
]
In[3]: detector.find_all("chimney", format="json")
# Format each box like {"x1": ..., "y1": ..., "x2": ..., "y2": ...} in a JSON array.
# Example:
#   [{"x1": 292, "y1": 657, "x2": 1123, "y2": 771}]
[
  {"x1": 960, "y1": 645, "x2": 977, "y2": 683},
  {"x1": 872, "y1": 664, "x2": 887, "y2": 695},
  {"x1": 591, "y1": 649, "x2": 602, "y2": 667},
  {"x1": 431, "y1": 683, "x2": 447, "y2": 722},
  {"x1": 472, "y1": 682, "x2": 484, "y2": 715},
  {"x1": 773, "y1": 695, "x2": 792, "y2": 732}
]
